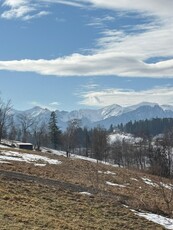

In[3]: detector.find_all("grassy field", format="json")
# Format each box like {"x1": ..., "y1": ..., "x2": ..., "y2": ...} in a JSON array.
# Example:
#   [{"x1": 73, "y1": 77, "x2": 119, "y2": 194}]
[
  {"x1": 0, "y1": 147, "x2": 172, "y2": 229},
  {"x1": 0, "y1": 177, "x2": 164, "y2": 230}
]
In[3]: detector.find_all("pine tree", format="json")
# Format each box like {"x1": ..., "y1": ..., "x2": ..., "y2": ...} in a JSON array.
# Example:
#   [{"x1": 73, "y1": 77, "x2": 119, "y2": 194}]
[{"x1": 49, "y1": 111, "x2": 61, "y2": 149}]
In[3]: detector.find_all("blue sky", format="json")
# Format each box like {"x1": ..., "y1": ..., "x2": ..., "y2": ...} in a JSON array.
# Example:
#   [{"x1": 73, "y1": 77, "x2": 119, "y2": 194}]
[{"x1": 0, "y1": 0, "x2": 173, "y2": 111}]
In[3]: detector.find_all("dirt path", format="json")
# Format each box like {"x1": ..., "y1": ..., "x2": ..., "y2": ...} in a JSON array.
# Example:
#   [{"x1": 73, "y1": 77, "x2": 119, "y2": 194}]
[{"x1": 0, "y1": 170, "x2": 95, "y2": 194}]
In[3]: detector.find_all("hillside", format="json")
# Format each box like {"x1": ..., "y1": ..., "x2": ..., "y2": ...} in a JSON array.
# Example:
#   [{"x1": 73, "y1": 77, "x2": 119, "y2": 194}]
[{"x1": 1, "y1": 146, "x2": 173, "y2": 229}]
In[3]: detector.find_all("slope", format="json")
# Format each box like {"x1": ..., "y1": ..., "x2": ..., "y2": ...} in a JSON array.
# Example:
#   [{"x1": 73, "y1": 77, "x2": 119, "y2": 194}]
[{"x1": 0, "y1": 146, "x2": 173, "y2": 229}]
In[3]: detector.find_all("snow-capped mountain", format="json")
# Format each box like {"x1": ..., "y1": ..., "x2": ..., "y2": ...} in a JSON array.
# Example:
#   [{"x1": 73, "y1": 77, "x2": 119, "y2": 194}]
[
  {"x1": 95, "y1": 104, "x2": 173, "y2": 129},
  {"x1": 11, "y1": 102, "x2": 173, "y2": 130}
]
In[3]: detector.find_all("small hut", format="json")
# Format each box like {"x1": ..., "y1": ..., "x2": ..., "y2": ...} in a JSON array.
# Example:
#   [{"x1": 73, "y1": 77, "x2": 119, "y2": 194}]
[{"x1": 17, "y1": 143, "x2": 33, "y2": 150}]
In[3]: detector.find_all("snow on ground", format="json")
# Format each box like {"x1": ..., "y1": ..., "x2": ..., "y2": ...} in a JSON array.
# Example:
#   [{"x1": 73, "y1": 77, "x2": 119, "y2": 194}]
[
  {"x1": 141, "y1": 177, "x2": 158, "y2": 187},
  {"x1": 0, "y1": 151, "x2": 61, "y2": 166},
  {"x1": 105, "y1": 170, "x2": 116, "y2": 175},
  {"x1": 106, "y1": 181, "x2": 126, "y2": 188},
  {"x1": 160, "y1": 182, "x2": 173, "y2": 190},
  {"x1": 34, "y1": 163, "x2": 47, "y2": 167},
  {"x1": 108, "y1": 132, "x2": 142, "y2": 144},
  {"x1": 43, "y1": 147, "x2": 121, "y2": 167},
  {"x1": 0, "y1": 160, "x2": 9, "y2": 164},
  {"x1": 131, "y1": 209, "x2": 173, "y2": 230},
  {"x1": 79, "y1": 192, "x2": 92, "y2": 196},
  {"x1": 70, "y1": 153, "x2": 121, "y2": 167},
  {"x1": 141, "y1": 177, "x2": 173, "y2": 190},
  {"x1": 0, "y1": 144, "x2": 10, "y2": 148},
  {"x1": 41, "y1": 147, "x2": 66, "y2": 157},
  {"x1": 130, "y1": 178, "x2": 138, "y2": 181},
  {"x1": 98, "y1": 170, "x2": 116, "y2": 175},
  {"x1": 0, "y1": 145, "x2": 121, "y2": 168}
]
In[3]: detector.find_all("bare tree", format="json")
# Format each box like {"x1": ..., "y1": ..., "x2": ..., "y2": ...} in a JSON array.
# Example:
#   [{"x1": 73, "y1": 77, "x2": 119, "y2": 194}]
[
  {"x1": 0, "y1": 98, "x2": 12, "y2": 142},
  {"x1": 110, "y1": 140, "x2": 123, "y2": 167},
  {"x1": 8, "y1": 116, "x2": 17, "y2": 142},
  {"x1": 17, "y1": 113, "x2": 35, "y2": 142},
  {"x1": 83, "y1": 127, "x2": 91, "y2": 157},
  {"x1": 32, "y1": 121, "x2": 47, "y2": 150},
  {"x1": 92, "y1": 126, "x2": 108, "y2": 163},
  {"x1": 63, "y1": 119, "x2": 81, "y2": 154}
]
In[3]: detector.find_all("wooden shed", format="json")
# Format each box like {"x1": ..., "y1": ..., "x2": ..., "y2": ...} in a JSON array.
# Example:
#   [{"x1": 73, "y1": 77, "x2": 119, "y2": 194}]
[{"x1": 17, "y1": 143, "x2": 33, "y2": 150}]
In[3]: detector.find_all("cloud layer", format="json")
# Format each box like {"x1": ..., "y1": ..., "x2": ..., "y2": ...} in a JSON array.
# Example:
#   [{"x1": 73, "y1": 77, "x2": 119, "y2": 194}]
[
  {"x1": 0, "y1": 53, "x2": 173, "y2": 78},
  {"x1": 1, "y1": 0, "x2": 173, "y2": 78},
  {"x1": 78, "y1": 86, "x2": 173, "y2": 107}
]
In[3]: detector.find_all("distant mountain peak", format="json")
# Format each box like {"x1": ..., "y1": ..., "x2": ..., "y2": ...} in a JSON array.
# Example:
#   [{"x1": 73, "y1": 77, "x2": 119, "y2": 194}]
[{"x1": 11, "y1": 102, "x2": 173, "y2": 130}]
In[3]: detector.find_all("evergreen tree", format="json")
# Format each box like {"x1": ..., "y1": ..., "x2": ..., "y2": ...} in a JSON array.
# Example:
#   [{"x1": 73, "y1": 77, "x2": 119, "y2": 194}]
[{"x1": 49, "y1": 111, "x2": 61, "y2": 149}]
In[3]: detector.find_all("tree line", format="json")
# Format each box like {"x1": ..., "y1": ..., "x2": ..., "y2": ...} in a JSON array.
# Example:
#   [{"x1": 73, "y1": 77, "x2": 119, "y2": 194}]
[
  {"x1": 117, "y1": 118, "x2": 173, "y2": 137},
  {"x1": 0, "y1": 98, "x2": 173, "y2": 178}
]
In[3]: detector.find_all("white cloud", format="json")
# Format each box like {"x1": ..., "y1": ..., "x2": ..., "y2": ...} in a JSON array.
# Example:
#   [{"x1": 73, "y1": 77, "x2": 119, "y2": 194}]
[
  {"x1": 1, "y1": 0, "x2": 34, "y2": 19},
  {"x1": 82, "y1": 0, "x2": 173, "y2": 18},
  {"x1": 1, "y1": 0, "x2": 85, "y2": 20},
  {"x1": 1, "y1": 0, "x2": 173, "y2": 79},
  {"x1": 2, "y1": 0, "x2": 28, "y2": 8},
  {"x1": 41, "y1": 0, "x2": 84, "y2": 8},
  {"x1": 87, "y1": 15, "x2": 115, "y2": 27},
  {"x1": 1, "y1": 5, "x2": 35, "y2": 19},
  {"x1": 2, "y1": 0, "x2": 173, "y2": 20},
  {"x1": 0, "y1": 52, "x2": 173, "y2": 77},
  {"x1": 1, "y1": 0, "x2": 50, "y2": 20},
  {"x1": 81, "y1": 83, "x2": 100, "y2": 90},
  {"x1": 78, "y1": 86, "x2": 173, "y2": 107},
  {"x1": 41, "y1": 0, "x2": 173, "y2": 18},
  {"x1": 30, "y1": 101, "x2": 60, "y2": 110},
  {"x1": 22, "y1": 11, "x2": 50, "y2": 20}
]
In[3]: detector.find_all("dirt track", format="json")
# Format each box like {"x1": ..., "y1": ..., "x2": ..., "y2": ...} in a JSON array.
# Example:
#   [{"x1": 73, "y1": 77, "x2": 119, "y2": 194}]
[{"x1": 0, "y1": 169, "x2": 96, "y2": 194}]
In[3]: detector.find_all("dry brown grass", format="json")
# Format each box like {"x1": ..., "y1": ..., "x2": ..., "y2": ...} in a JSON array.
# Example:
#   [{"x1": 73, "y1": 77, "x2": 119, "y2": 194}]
[
  {"x1": 0, "y1": 177, "x2": 164, "y2": 229},
  {"x1": 0, "y1": 147, "x2": 173, "y2": 228}
]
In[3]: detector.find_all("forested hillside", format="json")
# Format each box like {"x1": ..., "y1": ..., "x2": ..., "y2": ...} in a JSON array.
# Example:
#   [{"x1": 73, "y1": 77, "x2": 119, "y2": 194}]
[{"x1": 118, "y1": 118, "x2": 173, "y2": 137}]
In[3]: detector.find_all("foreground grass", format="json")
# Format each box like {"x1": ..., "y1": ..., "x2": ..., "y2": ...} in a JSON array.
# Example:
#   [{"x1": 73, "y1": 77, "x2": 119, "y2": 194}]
[
  {"x1": 1, "y1": 152, "x2": 173, "y2": 218},
  {"x1": 0, "y1": 178, "x2": 164, "y2": 230},
  {"x1": 1, "y1": 147, "x2": 173, "y2": 228}
]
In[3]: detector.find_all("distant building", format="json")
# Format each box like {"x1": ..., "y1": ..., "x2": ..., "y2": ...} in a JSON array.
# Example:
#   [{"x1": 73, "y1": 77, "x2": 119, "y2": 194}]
[{"x1": 17, "y1": 143, "x2": 33, "y2": 150}]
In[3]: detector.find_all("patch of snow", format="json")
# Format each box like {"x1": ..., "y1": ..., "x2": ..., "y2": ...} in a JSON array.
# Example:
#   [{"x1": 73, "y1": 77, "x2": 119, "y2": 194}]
[
  {"x1": 42, "y1": 147, "x2": 122, "y2": 167},
  {"x1": 130, "y1": 178, "x2": 138, "y2": 181},
  {"x1": 34, "y1": 163, "x2": 47, "y2": 167},
  {"x1": 41, "y1": 147, "x2": 66, "y2": 157},
  {"x1": 106, "y1": 181, "x2": 126, "y2": 188},
  {"x1": 106, "y1": 171, "x2": 116, "y2": 175},
  {"x1": 0, "y1": 144, "x2": 11, "y2": 148},
  {"x1": 79, "y1": 192, "x2": 92, "y2": 196},
  {"x1": 141, "y1": 177, "x2": 158, "y2": 187},
  {"x1": 71, "y1": 153, "x2": 121, "y2": 167},
  {"x1": 160, "y1": 182, "x2": 173, "y2": 190},
  {"x1": 132, "y1": 209, "x2": 173, "y2": 230},
  {"x1": 108, "y1": 132, "x2": 142, "y2": 144},
  {"x1": 0, "y1": 155, "x2": 25, "y2": 162},
  {"x1": 0, "y1": 160, "x2": 10, "y2": 164},
  {"x1": 0, "y1": 151, "x2": 61, "y2": 165},
  {"x1": 98, "y1": 170, "x2": 116, "y2": 175}
]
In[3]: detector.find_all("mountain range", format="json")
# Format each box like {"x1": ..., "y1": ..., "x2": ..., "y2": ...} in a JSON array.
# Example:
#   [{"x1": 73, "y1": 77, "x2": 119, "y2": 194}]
[{"x1": 11, "y1": 102, "x2": 173, "y2": 130}]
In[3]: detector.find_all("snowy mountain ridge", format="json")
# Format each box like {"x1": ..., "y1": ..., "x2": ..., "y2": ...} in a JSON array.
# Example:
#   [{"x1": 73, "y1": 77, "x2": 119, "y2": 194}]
[{"x1": 11, "y1": 102, "x2": 173, "y2": 130}]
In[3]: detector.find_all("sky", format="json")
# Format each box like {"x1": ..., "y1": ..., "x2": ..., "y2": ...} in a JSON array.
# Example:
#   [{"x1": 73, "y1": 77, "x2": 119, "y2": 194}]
[{"x1": 0, "y1": 0, "x2": 173, "y2": 111}]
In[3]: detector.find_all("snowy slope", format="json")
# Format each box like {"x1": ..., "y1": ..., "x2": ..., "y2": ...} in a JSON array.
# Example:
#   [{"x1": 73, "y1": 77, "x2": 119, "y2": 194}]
[{"x1": 108, "y1": 132, "x2": 142, "y2": 144}]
